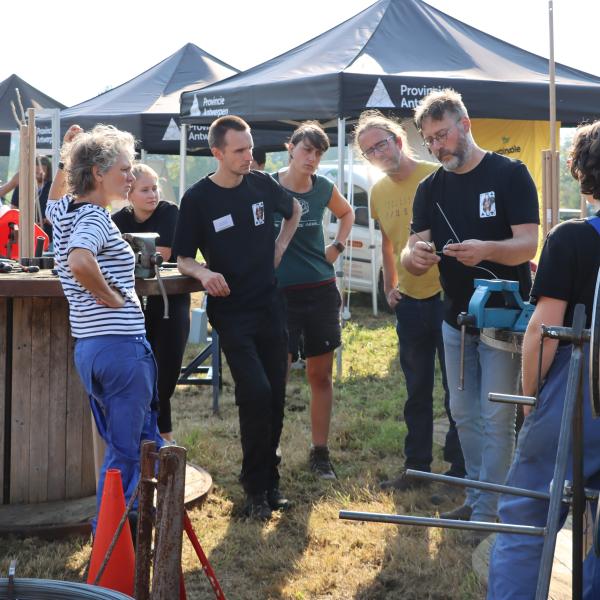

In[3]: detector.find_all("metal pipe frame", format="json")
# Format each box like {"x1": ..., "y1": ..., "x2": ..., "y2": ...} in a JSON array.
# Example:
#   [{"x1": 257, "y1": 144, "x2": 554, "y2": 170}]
[
  {"x1": 339, "y1": 511, "x2": 545, "y2": 536},
  {"x1": 405, "y1": 469, "x2": 550, "y2": 500},
  {"x1": 488, "y1": 392, "x2": 536, "y2": 406}
]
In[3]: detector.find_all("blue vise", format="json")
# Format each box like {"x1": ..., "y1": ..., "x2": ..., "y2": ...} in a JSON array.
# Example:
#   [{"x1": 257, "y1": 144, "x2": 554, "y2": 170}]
[{"x1": 465, "y1": 279, "x2": 534, "y2": 332}]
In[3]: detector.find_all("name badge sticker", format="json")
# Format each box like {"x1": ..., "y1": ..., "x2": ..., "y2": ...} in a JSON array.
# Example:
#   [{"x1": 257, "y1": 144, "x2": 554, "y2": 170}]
[{"x1": 213, "y1": 214, "x2": 234, "y2": 232}]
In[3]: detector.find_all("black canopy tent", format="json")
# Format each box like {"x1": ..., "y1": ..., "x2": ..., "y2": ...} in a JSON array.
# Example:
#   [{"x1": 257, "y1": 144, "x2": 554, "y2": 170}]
[
  {"x1": 0, "y1": 74, "x2": 65, "y2": 156},
  {"x1": 180, "y1": 0, "x2": 600, "y2": 128},
  {"x1": 60, "y1": 43, "x2": 239, "y2": 155}
]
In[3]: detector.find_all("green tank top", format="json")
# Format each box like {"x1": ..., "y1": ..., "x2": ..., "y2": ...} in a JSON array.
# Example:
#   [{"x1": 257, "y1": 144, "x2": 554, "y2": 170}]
[{"x1": 274, "y1": 173, "x2": 335, "y2": 288}]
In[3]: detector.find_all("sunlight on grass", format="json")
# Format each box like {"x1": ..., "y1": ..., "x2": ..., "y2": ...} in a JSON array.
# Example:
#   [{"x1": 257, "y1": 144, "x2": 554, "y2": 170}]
[{"x1": 0, "y1": 298, "x2": 483, "y2": 599}]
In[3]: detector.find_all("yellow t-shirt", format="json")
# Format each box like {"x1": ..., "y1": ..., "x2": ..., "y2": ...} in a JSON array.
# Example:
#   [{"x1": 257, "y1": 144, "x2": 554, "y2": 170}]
[{"x1": 370, "y1": 161, "x2": 441, "y2": 299}]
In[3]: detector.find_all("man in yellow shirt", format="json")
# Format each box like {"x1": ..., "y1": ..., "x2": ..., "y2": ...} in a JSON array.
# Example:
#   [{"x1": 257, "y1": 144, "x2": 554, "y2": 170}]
[{"x1": 355, "y1": 111, "x2": 464, "y2": 491}]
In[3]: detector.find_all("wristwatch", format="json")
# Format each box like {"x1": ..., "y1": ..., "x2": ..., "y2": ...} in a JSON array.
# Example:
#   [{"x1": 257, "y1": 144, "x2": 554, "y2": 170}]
[{"x1": 333, "y1": 240, "x2": 345, "y2": 253}]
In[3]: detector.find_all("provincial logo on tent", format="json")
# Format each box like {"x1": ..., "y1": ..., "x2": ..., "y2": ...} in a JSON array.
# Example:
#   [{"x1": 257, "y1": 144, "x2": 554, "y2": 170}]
[
  {"x1": 162, "y1": 119, "x2": 181, "y2": 142},
  {"x1": 366, "y1": 78, "x2": 395, "y2": 108},
  {"x1": 190, "y1": 95, "x2": 201, "y2": 116}
]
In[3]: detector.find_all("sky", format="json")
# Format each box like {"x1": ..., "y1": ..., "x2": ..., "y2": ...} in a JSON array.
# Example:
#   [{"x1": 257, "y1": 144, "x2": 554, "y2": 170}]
[{"x1": 2, "y1": 0, "x2": 599, "y2": 108}]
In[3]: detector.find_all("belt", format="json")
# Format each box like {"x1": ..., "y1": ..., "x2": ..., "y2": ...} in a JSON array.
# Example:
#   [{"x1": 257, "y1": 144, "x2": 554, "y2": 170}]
[{"x1": 400, "y1": 292, "x2": 441, "y2": 302}]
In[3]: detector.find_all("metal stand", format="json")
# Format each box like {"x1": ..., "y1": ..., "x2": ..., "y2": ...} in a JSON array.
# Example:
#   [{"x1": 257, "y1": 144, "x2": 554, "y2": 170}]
[
  {"x1": 340, "y1": 302, "x2": 597, "y2": 600},
  {"x1": 178, "y1": 331, "x2": 221, "y2": 414}
]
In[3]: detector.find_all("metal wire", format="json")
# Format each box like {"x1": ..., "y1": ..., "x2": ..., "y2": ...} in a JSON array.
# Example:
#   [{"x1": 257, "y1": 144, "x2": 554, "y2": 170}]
[{"x1": 0, "y1": 578, "x2": 133, "y2": 599}]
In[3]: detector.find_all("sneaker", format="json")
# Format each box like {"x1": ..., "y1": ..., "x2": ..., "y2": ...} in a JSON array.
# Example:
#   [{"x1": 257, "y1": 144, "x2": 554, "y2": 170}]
[
  {"x1": 267, "y1": 487, "x2": 292, "y2": 511},
  {"x1": 379, "y1": 470, "x2": 429, "y2": 492},
  {"x1": 309, "y1": 446, "x2": 337, "y2": 480},
  {"x1": 440, "y1": 503, "x2": 473, "y2": 521},
  {"x1": 243, "y1": 492, "x2": 272, "y2": 521}
]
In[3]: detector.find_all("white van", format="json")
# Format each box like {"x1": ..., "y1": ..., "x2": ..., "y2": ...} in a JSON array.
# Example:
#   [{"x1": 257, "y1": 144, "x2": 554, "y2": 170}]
[{"x1": 317, "y1": 162, "x2": 389, "y2": 310}]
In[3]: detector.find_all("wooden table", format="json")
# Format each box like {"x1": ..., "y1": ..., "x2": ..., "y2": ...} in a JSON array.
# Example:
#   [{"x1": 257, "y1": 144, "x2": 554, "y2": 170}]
[{"x1": 0, "y1": 271, "x2": 203, "y2": 507}]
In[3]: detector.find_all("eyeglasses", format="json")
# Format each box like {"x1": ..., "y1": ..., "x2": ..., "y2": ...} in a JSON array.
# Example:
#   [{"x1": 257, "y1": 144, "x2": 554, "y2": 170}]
[
  {"x1": 361, "y1": 135, "x2": 396, "y2": 159},
  {"x1": 421, "y1": 120, "x2": 462, "y2": 149}
]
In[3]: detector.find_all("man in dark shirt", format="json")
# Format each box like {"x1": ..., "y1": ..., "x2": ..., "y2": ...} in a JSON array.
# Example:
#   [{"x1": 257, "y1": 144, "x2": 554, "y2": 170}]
[
  {"x1": 401, "y1": 89, "x2": 539, "y2": 528},
  {"x1": 487, "y1": 121, "x2": 600, "y2": 599},
  {"x1": 173, "y1": 115, "x2": 301, "y2": 520}
]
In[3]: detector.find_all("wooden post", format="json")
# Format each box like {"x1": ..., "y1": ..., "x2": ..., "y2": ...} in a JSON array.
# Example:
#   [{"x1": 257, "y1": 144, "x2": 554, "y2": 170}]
[
  {"x1": 541, "y1": 1, "x2": 560, "y2": 236},
  {"x1": 542, "y1": 150, "x2": 560, "y2": 237},
  {"x1": 17, "y1": 108, "x2": 37, "y2": 260},
  {"x1": 151, "y1": 445, "x2": 186, "y2": 599},
  {"x1": 134, "y1": 441, "x2": 157, "y2": 600}
]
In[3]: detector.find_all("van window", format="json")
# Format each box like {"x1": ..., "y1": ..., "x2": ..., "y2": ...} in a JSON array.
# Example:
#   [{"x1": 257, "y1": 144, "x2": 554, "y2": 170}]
[{"x1": 330, "y1": 185, "x2": 379, "y2": 229}]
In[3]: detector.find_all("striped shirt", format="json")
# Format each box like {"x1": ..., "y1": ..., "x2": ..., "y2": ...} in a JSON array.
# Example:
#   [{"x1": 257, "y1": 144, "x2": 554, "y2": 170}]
[{"x1": 46, "y1": 195, "x2": 146, "y2": 338}]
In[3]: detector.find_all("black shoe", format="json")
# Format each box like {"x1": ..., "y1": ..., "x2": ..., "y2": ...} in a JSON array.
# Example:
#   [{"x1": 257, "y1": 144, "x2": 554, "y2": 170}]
[
  {"x1": 243, "y1": 492, "x2": 272, "y2": 521},
  {"x1": 444, "y1": 467, "x2": 466, "y2": 479},
  {"x1": 309, "y1": 446, "x2": 337, "y2": 480},
  {"x1": 379, "y1": 470, "x2": 429, "y2": 492},
  {"x1": 440, "y1": 503, "x2": 473, "y2": 521},
  {"x1": 267, "y1": 487, "x2": 292, "y2": 511}
]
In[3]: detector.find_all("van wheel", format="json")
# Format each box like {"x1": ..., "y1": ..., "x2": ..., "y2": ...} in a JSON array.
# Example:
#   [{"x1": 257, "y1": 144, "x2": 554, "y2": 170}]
[{"x1": 377, "y1": 271, "x2": 393, "y2": 313}]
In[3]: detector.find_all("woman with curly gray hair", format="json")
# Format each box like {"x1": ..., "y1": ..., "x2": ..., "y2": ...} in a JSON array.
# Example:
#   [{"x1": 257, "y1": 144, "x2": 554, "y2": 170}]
[
  {"x1": 46, "y1": 124, "x2": 162, "y2": 533},
  {"x1": 487, "y1": 120, "x2": 600, "y2": 598}
]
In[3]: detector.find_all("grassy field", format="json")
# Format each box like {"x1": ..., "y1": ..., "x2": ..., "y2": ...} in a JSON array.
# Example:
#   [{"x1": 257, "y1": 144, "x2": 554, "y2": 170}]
[{"x1": 0, "y1": 293, "x2": 484, "y2": 599}]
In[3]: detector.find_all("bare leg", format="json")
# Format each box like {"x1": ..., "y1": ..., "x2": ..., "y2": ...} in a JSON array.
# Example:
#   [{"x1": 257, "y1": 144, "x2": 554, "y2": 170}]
[{"x1": 306, "y1": 351, "x2": 335, "y2": 446}]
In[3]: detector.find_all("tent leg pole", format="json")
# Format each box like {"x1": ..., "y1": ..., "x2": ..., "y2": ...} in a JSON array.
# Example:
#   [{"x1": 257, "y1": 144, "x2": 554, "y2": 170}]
[
  {"x1": 179, "y1": 123, "x2": 187, "y2": 202},
  {"x1": 336, "y1": 118, "x2": 346, "y2": 381}
]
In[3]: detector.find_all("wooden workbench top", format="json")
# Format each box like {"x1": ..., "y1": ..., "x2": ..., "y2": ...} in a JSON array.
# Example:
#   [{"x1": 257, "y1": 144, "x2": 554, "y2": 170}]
[{"x1": 0, "y1": 269, "x2": 204, "y2": 297}]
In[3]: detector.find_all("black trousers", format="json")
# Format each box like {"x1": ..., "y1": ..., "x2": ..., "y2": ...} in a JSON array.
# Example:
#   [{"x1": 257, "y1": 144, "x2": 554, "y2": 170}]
[
  {"x1": 209, "y1": 294, "x2": 288, "y2": 495},
  {"x1": 144, "y1": 293, "x2": 191, "y2": 433}
]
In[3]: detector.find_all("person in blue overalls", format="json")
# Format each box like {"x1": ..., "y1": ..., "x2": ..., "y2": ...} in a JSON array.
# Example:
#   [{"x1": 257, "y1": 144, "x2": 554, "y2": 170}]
[
  {"x1": 47, "y1": 124, "x2": 162, "y2": 531},
  {"x1": 487, "y1": 120, "x2": 600, "y2": 598}
]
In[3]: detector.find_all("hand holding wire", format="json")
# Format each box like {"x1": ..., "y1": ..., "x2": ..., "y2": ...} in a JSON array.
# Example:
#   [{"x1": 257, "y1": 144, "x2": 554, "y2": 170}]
[{"x1": 443, "y1": 239, "x2": 490, "y2": 267}]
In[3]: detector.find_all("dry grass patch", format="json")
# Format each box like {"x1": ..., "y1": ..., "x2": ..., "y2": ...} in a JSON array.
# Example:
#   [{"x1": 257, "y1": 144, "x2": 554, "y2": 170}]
[{"x1": 0, "y1": 293, "x2": 484, "y2": 599}]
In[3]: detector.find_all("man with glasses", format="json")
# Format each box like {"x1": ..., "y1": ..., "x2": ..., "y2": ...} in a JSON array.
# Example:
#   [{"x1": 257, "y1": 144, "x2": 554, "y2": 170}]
[
  {"x1": 402, "y1": 89, "x2": 539, "y2": 532},
  {"x1": 355, "y1": 111, "x2": 465, "y2": 493}
]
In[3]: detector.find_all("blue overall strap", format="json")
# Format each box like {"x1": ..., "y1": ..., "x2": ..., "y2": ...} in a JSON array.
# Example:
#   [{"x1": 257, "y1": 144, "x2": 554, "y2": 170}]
[{"x1": 585, "y1": 216, "x2": 600, "y2": 237}]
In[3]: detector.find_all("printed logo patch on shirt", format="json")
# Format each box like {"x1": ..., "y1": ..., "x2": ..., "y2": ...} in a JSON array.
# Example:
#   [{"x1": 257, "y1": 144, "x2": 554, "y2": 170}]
[
  {"x1": 213, "y1": 214, "x2": 234, "y2": 232},
  {"x1": 299, "y1": 198, "x2": 310, "y2": 216},
  {"x1": 479, "y1": 191, "x2": 496, "y2": 218},
  {"x1": 252, "y1": 202, "x2": 265, "y2": 226}
]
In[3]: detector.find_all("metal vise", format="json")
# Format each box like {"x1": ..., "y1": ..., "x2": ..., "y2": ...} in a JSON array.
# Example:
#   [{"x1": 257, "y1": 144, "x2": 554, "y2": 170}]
[
  {"x1": 123, "y1": 232, "x2": 169, "y2": 319},
  {"x1": 456, "y1": 279, "x2": 534, "y2": 389}
]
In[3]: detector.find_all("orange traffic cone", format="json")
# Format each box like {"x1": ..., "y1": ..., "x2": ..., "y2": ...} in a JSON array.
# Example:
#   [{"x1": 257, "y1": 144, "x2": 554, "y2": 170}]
[{"x1": 87, "y1": 469, "x2": 135, "y2": 595}]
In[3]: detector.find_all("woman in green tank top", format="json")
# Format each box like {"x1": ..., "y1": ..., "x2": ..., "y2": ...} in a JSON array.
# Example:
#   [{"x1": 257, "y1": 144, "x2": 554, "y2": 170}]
[{"x1": 275, "y1": 122, "x2": 354, "y2": 479}]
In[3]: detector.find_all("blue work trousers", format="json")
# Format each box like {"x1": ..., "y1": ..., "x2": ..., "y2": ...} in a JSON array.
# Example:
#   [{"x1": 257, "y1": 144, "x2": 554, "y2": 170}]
[
  {"x1": 488, "y1": 345, "x2": 600, "y2": 599},
  {"x1": 74, "y1": 335, "x2": 162, "y2": 525}
]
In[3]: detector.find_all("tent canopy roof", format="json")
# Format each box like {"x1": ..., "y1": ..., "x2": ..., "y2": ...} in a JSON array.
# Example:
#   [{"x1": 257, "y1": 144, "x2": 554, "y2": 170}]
[
  {"x1": 0, "y1": 74, "x2": 65, "y2": 132},
  {"x1": 61, "y1": 43, "x2": 238, "y2": 152},
  {"x1": 181, "y1": 0, "x2": 600, "y2": 125}
]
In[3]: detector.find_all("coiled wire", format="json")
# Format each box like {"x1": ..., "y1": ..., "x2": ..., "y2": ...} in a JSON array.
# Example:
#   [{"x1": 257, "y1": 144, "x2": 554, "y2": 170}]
[{"x1": 0, "y1": 578, "x2": 133, "y2": 599}]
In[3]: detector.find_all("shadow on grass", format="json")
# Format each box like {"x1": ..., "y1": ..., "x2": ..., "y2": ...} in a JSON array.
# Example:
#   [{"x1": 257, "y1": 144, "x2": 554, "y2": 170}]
[
  {"x1": 177, "y1": 388, "x2": 315, "y2": 600},
  {"x1": 351, "y1": 490, "x2": 485, "y2": 600}
]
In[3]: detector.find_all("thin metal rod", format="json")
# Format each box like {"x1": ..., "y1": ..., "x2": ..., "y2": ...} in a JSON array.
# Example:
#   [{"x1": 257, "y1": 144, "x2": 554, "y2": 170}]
[
  {"x1": 572, "y1": 371, "x2": 584, "y2": 600},
  {"x1": 435, "y1": 202, "x2": 461, "y2": 243},
  {"x1": 405, "y1": 469, "x2": 550, "y2": 501},
  {"x1": 339, "y1": 511, "x2": 545, "y2": 536},
  {"x1": 488, "y1": 392, "x2": 536, "y2": 406}
]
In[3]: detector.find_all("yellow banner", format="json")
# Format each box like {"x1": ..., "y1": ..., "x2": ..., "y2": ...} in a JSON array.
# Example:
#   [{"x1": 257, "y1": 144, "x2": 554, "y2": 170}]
[{"x1": 471, "y1": 118, "x2": 560, "y2": 257}]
